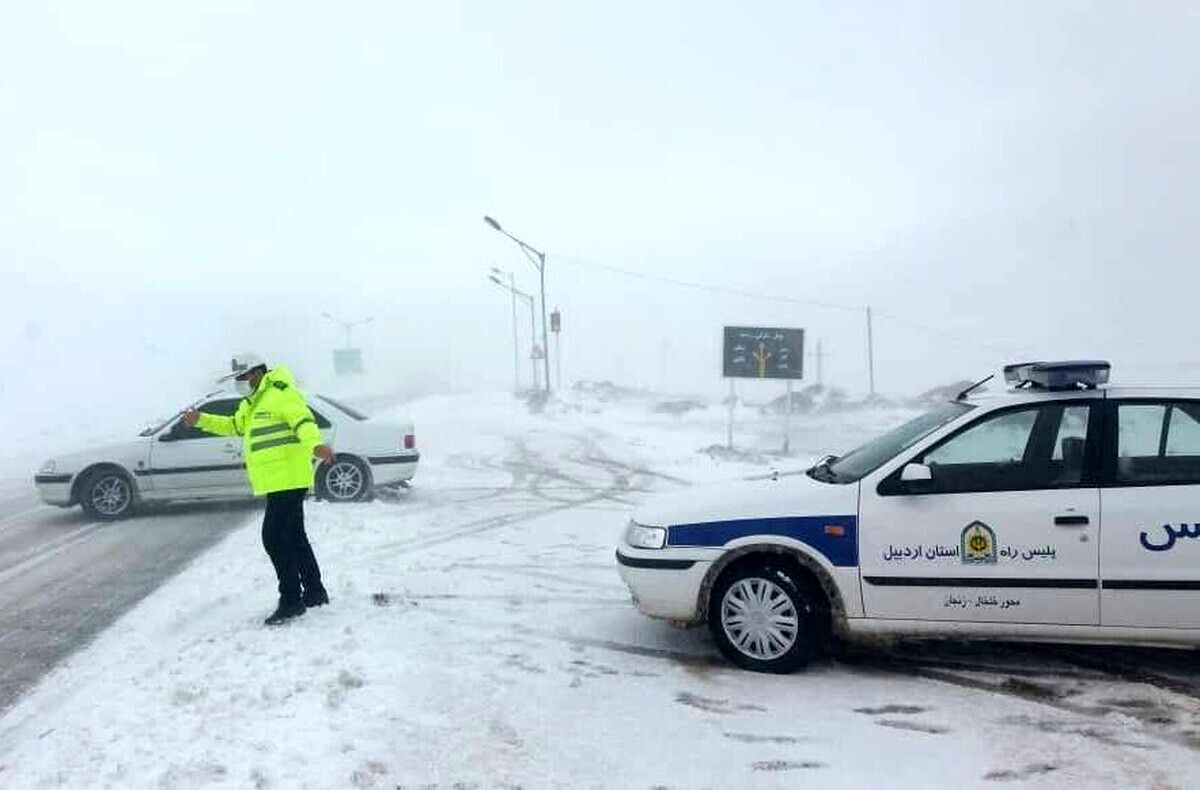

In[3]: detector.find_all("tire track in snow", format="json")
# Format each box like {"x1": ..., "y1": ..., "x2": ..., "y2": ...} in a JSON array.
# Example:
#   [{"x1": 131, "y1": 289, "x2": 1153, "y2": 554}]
[
  {"x1": 370, "y1": 430, "x2": 682, "y2": 576},
  {"x1": 382, "y1": 599, "x2": 720, "y2": 665},
  {"x1": 841, "y1": 646, "x2": 1200, "y2": 754}
]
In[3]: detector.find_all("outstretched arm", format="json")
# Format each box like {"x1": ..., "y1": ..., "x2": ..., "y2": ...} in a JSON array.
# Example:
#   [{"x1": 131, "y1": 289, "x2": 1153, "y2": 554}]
[{"x1": 183, "y1": 407, "x2": 243, "y2": 437}]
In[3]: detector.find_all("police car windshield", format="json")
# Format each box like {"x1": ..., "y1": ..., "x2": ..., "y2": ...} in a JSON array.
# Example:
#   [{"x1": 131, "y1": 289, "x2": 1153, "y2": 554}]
[{"x1": 813, "y1": 402, "x2": 972, "y2": 483}]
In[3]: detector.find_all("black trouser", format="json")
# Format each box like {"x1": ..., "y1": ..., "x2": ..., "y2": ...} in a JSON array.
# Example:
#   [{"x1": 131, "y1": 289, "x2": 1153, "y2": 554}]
[{"x1": 262, "y1": 488, "x2": 323, "y2": 604}]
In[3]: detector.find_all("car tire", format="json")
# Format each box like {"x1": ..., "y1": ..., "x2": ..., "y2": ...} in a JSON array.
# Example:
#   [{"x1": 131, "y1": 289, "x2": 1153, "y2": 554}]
[
  {"x1": 317, "y1": 455, "x2": 371, "y2": 503},
  {"x1": 707, "y1": 560, "x2": 826, "y2": 673},
  {"x1": 78, "y1": 468, "x2": 136, "y2": 521}
]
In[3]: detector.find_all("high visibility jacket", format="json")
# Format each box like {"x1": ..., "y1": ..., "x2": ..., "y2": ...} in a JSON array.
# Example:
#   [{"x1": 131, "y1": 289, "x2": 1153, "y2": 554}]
[{"x1": 195, "y1": 366, "x2": 325, "y2": 495}]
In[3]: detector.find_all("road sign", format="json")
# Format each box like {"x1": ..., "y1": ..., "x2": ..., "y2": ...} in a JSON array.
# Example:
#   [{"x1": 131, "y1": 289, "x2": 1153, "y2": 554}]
[
  {"x1": 722, "y1": 326, "x2": 804, "y2": 380},
  {"x1": 550, "y1": 309, "x2": 561, "y2": 333}
]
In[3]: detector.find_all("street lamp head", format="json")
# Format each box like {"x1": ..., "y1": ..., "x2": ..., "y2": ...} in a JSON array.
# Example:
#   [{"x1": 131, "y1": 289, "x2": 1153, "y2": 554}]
[
  {"x1": 488, "y1": 274, "x2": 502, "y2": 285},
  {"x1": 483, "y1": 215, "x2": 503, "y2": 232}
]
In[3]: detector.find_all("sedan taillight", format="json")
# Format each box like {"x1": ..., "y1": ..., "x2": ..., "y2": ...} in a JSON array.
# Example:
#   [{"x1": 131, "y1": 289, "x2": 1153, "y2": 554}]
[{"x1": 404, "y1": 434, "x2": 415, "y2": 450}]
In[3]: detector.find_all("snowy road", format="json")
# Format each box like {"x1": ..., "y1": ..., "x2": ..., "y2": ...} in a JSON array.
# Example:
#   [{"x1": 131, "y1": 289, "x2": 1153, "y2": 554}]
[
  {"x1": 1, "y1": 392, "x2": 1200, "y2": 787},
  {"x1": 0, "y1": 489, "x2": 255, "y2": 711}
]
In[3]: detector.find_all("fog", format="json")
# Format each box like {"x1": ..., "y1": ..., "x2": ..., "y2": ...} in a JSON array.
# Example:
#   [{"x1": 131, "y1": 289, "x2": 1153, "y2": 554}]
[{"x1": 3, "y1": 1, "x2": 1199, "y2": 459}]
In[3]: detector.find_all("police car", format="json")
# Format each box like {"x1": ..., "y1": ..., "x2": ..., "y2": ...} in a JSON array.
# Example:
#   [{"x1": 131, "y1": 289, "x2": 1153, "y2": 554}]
[
  {"x1": 34, "y1": 391, "x2": 419, "y2": 519},
  {"x1": 617, "y1": 361, "x2": 1200, "y2": 672}
]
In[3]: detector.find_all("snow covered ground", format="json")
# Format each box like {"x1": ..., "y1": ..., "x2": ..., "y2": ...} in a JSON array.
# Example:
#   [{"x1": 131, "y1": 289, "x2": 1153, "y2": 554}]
[{"x1": 1, "y1": 388, "x2": 1198, "y2": 788}]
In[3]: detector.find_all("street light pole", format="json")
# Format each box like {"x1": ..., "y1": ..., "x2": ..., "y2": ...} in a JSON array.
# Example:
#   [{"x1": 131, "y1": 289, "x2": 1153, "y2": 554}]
[
  {"x1": 488, "y1": 274, "x2": 538, "y2": 393},
  {"x1": 321, "y1": 313, "x2": 374, "y2": 347},
  {"x1": 491, "y1": 266, "x2": 520, "y2": 394},
  {"x1": 484, "y1": 216, "x2": 551, "y2": 396},
  {"x1": 866, "y1": 306, "x2": 876, "y2": 398}
]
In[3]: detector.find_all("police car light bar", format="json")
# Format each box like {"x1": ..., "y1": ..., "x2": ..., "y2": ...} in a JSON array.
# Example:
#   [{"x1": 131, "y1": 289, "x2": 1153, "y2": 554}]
[
  {"x1": 1002, "y1": 362, "x2": 1037, "y2": 385},
  {"x1": 1005, "y1": 360, "x2": 1111, "y2": 390}
]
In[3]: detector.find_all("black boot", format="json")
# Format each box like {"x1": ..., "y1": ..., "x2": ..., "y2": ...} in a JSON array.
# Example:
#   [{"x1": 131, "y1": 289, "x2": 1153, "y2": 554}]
[
  {"x1": 264, "y1": 598, "x2": 306, "y2": 626},
  {"x1": 302, "y1": 586, "x2": 330, "y2": 608}
]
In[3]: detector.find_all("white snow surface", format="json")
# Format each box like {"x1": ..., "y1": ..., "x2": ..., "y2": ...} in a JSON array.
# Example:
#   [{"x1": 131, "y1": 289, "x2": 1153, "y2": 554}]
[{"x1": 0, "y1": 390, "x2": 1195, "y2": 788}]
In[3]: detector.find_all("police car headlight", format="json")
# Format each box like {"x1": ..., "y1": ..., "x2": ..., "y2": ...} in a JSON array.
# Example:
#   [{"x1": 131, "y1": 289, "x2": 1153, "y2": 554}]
[
  {"x1": 39, "y1": 460, "x2": 56, "y2": 474},
  {"x1": 625, "y1": 521, "x2": 667, "y2": 550}
]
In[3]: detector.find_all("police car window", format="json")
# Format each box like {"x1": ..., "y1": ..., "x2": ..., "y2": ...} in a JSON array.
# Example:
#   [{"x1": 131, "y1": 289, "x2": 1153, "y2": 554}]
[
  {"x1": 925, "y1": 409, "x2": 1037, "y2": 466},
  {"x1": 915, "y1": 404, "x2": 1087, "y2": 493},
  {"x1": 1118, "y1": 405, "x2": 1165, "y2": 458},
  {"x1": 1051, "y1": 406, "x2": 1089, "y2": 461},
  {"x1": 1166, "y1": 406, "x2": 1200, "y2": 456},
  {"x1": 821, "y1": 402, "x2": 970, "y2": 482},
  {"x1": 1117, "y1": 401, "x2": 1200, "y2": 484}
]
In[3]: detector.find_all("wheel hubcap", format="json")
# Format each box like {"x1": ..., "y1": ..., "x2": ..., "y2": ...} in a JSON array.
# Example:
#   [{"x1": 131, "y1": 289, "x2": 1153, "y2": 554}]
[
  {"x1": 92, "y1": 476, "x2": 130, "y2": 516},
  {"x1": 327, "y1": 462, "x2": 363, "y2": 499},
  {"x1": 721, "y1": 577, "x2": 800, "y2": 661}
]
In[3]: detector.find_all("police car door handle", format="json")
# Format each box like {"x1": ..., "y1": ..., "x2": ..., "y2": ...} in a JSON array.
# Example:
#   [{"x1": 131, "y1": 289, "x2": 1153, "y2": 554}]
[
  {"x1": 1054, "y1": 515, "x2": 1089, "y2": 526},
  {"x1": 221, "y1": 443, "x2": 238, "y2": 454}
]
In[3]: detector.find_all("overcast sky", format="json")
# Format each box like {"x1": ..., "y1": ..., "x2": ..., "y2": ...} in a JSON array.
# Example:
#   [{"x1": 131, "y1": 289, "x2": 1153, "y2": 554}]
[{"x1": 2, "y1": 1, "x2": 1198, "y2": 420}]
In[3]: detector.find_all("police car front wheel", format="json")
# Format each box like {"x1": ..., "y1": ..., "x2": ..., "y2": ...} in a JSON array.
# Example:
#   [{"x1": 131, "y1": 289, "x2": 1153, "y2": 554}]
[{"x1": 708, "y1": 561, "x2": 825, "y2": 673}]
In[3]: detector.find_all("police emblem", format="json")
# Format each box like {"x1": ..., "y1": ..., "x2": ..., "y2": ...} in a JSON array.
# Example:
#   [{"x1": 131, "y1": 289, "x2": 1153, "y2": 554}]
[{"x1": 961, "y1": 521, "x2": 997, "y2": 565}]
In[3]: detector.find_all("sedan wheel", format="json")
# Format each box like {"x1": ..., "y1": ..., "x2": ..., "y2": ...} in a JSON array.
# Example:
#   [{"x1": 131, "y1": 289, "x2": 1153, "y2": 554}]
[
  {"x1": 319, "y1": 457, "x2": 369, "y2": 502},
  {"x1": 708, "y1": 562, "x2": 825, "y2": 673},
  {"x1": 80, "y1": 471, "x2": 134, "y2": 520},
  {"x1": 720, "y1": 577, "x2": 800, "y2": 661}
]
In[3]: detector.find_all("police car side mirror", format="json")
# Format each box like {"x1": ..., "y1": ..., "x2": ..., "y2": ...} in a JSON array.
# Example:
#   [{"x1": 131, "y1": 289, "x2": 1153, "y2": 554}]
[{"x1": 900, "y1": 463, "x2": 933, "y2": 483}]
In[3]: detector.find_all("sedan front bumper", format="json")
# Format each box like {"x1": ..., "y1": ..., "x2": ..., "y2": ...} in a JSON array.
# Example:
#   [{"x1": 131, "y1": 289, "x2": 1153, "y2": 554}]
[
  {"x1": 616, "y1": 548, "x2": 715, "y2": 623},
  {"x1": 34, "y1": 474, "x2": 74, "y2": 506}
]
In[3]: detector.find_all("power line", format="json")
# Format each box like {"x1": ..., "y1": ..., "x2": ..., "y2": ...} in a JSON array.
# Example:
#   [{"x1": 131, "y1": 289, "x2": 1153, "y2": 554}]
[
  {"x1": 551, "y1": 251, "x2": 1025, "y2": 355},
  {"x1": 868, "y1": 308, "x2": 1022, "y2": 355},
  {"x1": 552, "y1": 253, "x2": 863, "y2": 314}
]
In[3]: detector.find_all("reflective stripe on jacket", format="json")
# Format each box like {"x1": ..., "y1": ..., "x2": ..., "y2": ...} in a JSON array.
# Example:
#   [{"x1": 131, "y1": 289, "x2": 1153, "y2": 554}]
[{"x1": 195, "y1": 365, "x2": 325, "y2": 495}]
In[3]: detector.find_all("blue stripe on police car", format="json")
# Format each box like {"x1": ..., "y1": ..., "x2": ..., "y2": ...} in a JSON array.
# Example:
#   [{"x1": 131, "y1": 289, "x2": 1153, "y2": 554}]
[{"x1": 666, "y1": 515, "x2": 859, "y2": 567}]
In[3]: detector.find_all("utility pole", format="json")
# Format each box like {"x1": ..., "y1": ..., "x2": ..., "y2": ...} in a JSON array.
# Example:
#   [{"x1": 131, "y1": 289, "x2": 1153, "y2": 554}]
[
  {"x1": 488, "y1": 272, "x2": 538, "y2": 395},
  {"x1": 538, "y1": 250, "x2": 550, "y2": 394},
  {"x1": 783, "y1": 379, "x2": 793, "y2": 455},
  {"x1": 551, "y1": 308, "x2": 562, "y2": 391},
  {"x1": 866, "y1": 306, "x2": 876, "y2": 397},
  {"x1": 727, "y1": 380, "x2": 736, "y2": 450},
  {"x1": 491, "y1": 267, "x2": 520, "y2": 394},
  {"x1": 807, "y1": 339, "x2": 828, "y2": 386},
  {"x1": 526, "y1": 295, "x2": 539, "y2": 390}
]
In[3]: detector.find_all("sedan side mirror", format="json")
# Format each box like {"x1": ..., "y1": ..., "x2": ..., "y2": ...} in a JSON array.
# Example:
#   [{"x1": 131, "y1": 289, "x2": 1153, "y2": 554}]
[{"x1": 900, "y1": 463, "x2": 933, "y2": 483}]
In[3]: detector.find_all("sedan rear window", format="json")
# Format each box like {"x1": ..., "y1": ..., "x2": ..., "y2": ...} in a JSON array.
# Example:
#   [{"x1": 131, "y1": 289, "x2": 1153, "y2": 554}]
[{"x1": 317, "y1": 395, "x2": 369, "y2": 422}]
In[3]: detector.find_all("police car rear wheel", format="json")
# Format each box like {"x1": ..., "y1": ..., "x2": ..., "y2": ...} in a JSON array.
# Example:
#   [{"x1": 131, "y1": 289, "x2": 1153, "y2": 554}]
[
  {"x1": 318, "y1": 456, "x2": 370, "y2": 503},
  {"x1": 708, "y1": 562, "x2": 821, "y2": 673}
]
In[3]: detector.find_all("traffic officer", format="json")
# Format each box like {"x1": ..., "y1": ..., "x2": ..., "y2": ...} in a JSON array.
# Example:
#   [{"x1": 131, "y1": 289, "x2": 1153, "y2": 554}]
[{"x1": 183, "y1": 354, "x2": 334, "y2": 625}]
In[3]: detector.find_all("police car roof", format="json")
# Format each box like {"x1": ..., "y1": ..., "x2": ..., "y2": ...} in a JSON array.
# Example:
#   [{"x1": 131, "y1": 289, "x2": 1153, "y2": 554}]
[{"x1": 958, "y1": 383, "x2": 1200, "y2": 406}]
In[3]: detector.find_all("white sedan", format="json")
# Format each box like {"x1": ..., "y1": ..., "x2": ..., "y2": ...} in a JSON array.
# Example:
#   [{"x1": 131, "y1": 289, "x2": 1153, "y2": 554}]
[{"x1": 34, "y1": 392, "x2": 418, "y2": 519}]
